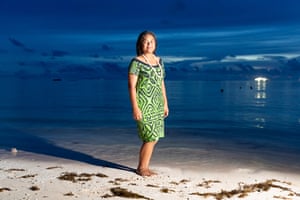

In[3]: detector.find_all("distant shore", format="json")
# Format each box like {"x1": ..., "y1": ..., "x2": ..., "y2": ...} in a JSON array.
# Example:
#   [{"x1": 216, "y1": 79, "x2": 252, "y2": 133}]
[{"x1": 1, "y1": 149, "x2": 300, "y2": 200}]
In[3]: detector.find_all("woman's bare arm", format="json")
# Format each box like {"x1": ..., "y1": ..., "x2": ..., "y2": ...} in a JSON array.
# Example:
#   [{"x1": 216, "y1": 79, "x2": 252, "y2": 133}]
[
  {"x1": 162, "y1": 80, "x2": 169, "y2": 117},
  {"x1": 128, "y1": 74, "x2": 142, "y2": 120}
]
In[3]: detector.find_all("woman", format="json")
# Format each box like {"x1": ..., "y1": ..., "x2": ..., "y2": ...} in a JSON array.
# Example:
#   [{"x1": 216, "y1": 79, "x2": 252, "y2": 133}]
[{"x1": 128, "y1": 31, "x2": 169, "y2": 176}]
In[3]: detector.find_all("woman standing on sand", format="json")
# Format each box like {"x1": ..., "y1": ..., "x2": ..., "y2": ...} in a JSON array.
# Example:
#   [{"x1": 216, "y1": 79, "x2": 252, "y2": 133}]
[{"x1": 128, "y1": 31, "x2": 169, "y2": 177}]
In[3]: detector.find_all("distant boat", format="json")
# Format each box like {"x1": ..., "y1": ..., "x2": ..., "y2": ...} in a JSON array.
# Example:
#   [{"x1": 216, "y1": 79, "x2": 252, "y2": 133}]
[{"x1": 52, "y1": 78, "x2": 62, "y2": 81}]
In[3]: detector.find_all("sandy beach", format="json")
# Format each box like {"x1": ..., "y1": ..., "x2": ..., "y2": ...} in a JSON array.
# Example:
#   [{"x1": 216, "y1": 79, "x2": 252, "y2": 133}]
[{"x1": 1, "y1": 149, "x2": 300, "y2": 200}]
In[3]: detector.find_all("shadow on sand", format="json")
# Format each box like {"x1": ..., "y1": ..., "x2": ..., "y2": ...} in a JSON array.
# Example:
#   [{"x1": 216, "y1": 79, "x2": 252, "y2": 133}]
[{"x1": 0, "y1": 127, "x2": 135, "y2": 173}]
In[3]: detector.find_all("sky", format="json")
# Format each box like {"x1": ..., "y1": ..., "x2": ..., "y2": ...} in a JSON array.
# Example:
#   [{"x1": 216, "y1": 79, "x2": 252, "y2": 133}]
[
  {"x1": 2, "y1": 0, "x2": 300, "y2": 31},
  {"x1": 1, "y1": 0, "x2": 300, "y2": 80}
]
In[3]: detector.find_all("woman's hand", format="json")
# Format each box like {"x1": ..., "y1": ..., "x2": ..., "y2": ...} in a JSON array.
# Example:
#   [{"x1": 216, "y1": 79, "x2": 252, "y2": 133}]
[
  {"x1": 133, "y1": 107, "x2": 143, "y2": 121},
  {"x1": 164, "y1": 105, "x2": 169, "y2": 118}
]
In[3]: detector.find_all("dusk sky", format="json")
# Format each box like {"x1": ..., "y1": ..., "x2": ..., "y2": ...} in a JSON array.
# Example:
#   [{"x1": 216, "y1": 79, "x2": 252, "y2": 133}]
[
  {"x1": 2, "y1": 0, "x2": 300, "y2": 31},
  {"x1": 1, "y1": 0, "x2": 300, "y2": 80}
]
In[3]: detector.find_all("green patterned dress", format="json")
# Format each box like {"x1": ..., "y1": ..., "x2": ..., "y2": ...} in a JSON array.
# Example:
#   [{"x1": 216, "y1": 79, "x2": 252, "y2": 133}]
[{"x1": 128, "y1": 58, "x2": 165, "y2": 142}]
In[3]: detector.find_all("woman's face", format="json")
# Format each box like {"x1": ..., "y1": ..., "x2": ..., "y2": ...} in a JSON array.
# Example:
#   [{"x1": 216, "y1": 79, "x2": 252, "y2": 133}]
[{"x1": 142, "y1": 34, "x2": 156, "y2": 54}]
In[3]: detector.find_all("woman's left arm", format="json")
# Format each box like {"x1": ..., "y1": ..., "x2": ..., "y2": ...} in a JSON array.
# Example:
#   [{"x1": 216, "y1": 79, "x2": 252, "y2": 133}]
[{"x1": 162, "y1": 80, "x2": 169, "y2": 118}]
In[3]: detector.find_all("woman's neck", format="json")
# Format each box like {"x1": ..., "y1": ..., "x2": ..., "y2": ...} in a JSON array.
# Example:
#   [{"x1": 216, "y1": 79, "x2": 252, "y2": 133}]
[
  {"x1": 143, "y1": 53, "x2": 154, "y2": 57},
  {"x1": 142, "y1": 54, "x2": 158, "y2": 66}
]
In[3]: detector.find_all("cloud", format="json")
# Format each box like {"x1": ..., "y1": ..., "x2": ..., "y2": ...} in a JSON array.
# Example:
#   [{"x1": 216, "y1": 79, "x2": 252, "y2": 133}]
[
  {"x1": 8, "y1": 38, "x2": 35, "y2": 53},
  {"x1": 1, "y1": 23, "x2": 300, "y2": 81},
  {"x1": 40, "y1": 50, "x2": 70, "y2": 58},
  {"x1": 51, "y1": 50, "x2": 69, "y2": 57},
  {"x1": 286, "y1": 58, "x2": 300, "y2": 71},
  {"x1": 9, "y1": 38, "x2": 25, "y2": 48},
  {"x1": 5, "y1": 54, "x2": 300, "y2": 81},
  {"x1": 161, "y1": 52, "x2": 300, "y2": 80},
  {"x1": 101, "y1": 44, "x2": 112, "y2": 51}
]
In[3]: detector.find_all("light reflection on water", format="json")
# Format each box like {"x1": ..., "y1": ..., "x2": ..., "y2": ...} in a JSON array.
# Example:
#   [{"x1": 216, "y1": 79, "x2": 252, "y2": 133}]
[
  {"x1": 254, "y1": 77, "x2": 268, "y2": 100},
  {"x1": 254, "y1": 77, "x2": 268, "y2": 128}
]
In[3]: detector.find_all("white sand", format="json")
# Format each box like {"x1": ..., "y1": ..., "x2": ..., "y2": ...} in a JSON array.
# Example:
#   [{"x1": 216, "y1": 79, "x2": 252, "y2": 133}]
[{"x1": 1, "y1": 149, "x2": 300, "y2": 200}]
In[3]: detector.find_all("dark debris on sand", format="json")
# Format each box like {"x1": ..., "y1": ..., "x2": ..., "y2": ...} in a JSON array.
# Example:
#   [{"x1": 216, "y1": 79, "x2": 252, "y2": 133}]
[
  {"x1": 102, "y1": 187, "x2": 151, "y2": 199},
  {"x1": 64, "y1": 192, "x2": 74, "y2": 196},
  {"x1": 0, "y1": 188, "x2": 11, "y2": 192},
  {"x1": 170, "y1": 179, "x2": 190, "y2": 185},
  {"x1": 191, "y1": 179, "x2": 299, "y2": 200},
  {"x1": 19, "y1": 174, "x2": 37, "y2": 179},
  {"x1": 160, "y1": 188, "x2": 175, "y2": 193},
  {"x1": 46, "y1": 166, "x2": 63, "y2": 170},
  {"x1": 29, "y1": 186, "x2": 40, "y2": 191},
  {"x1": 197, "y1": 179, "x2": 221, "y2": 189},
  {"x1": 5, "y1": 168, "x2": 26, "y2": 172},
  {"x1": 146, "y1": 184, "x2": 160, "y2": 188},
  {"x1": 57, "y1": 172, "x2": 108, "y2": 183},
  {"x1": 108, "y1": 178, "x2": 130, "y2": 185}
]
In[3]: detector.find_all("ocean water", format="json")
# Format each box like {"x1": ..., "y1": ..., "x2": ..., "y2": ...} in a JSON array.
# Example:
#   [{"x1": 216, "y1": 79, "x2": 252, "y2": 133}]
[{"x1": 1, "y1": 77, "x2": 300, "y2": 172}]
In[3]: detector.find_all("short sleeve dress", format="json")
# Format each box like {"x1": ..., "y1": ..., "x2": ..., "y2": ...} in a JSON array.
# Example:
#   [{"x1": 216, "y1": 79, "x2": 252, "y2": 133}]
[{"x1": 128, "y1": 58, "x2": 166, "y2": 142}]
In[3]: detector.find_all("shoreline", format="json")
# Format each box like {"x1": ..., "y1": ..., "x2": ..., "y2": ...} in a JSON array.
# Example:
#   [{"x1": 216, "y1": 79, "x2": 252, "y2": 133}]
[
  {"x1": 1, "y1": 150, "x2": 300, "y2": 200},
  {"x1": 2, "y1": 126, "x2": 300, "y2": 173}
]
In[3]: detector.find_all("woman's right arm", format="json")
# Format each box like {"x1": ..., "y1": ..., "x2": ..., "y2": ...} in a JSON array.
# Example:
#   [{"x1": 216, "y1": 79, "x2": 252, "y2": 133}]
[{"x1": 128, "y1": 74, "x2": 142, "y2": 121}]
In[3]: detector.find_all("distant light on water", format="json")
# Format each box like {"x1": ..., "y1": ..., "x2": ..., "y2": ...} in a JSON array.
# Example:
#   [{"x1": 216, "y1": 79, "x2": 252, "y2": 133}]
[
  {"x1": 255, "y1": 117, "x2": 265, "y2": 129},
  {"x1": 254, "y1": 76, "x2": 268, "y2": 82},
  {"x1": 254, "y1": 76, "x2": 268, "y2": 99}
]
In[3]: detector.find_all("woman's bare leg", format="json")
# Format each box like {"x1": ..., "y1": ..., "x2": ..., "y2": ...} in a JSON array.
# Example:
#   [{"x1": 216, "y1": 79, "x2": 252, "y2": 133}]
[{"x1": 136, "y1": 141, "x2": 157, "y2": 176}]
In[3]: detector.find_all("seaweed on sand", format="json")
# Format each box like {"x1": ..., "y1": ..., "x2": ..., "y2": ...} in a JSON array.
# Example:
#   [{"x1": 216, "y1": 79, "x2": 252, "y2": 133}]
[
  {"x1": 160, "y1": 188, "x2": 175, "y2": 193},
  {"x1": 29, "y1": 186, "x2": 40, "y2": 191},
  {"x1": 46, "y1": 166, "x2": 63, "y2": 170},
  {"x1": 64, "y1": 192, "x2": 74, "y2": 196},
  {"x1": 191, "y1": 179, "x2": 298, "y2": 200},
  {"x1": 5, "y1": 168, "x2": 25, "y2": 172},
  {"x1": 197, "y1": 179, "x2": 221, "y2": 189},
  {"x1": 57, "y1": 172, "x2": 108, "y2": 183},
  {"x1": 108, "y1": 178, "x2": 129, "y2": 185},
  {"x1": 102, "y1": 187, "x2": 151, "y2": 199},
  {"x1": 19, "y1": 174, "x2": 37, "y2": 179},
  {"x1": 146, "y1": 184, "x2": 160, "y2": 188},
  {"x1": 95, "y1": 173, "x2": 108, "y2": 178},
  {"x1": 170, "y1": 179, "x2": 190, "y2": 185}
]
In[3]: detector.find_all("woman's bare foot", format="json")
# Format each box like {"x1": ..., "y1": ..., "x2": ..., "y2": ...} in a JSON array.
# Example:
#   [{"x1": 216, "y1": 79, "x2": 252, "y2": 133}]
[
  {"x1": 136, "y1": 168, "x2": 157, "y2": 177},
  {"x1": 136, "y1": 168, "x2": 151, "y2": 176},
  {"x1": 149, "y1": 169, "x2": 157, "y2": 176}
]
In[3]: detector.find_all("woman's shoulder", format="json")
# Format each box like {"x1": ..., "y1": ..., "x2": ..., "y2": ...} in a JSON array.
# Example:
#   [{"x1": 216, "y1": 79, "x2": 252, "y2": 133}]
[
  {"x1": 157, "y1": 56, "x2": 163, "y2": 64},
  {"x1": 131, "y1": 56, "x2": 147, "y2": 65},
  {"x1": 130, "y1": 55, "x2": 162, "y2": 66}
]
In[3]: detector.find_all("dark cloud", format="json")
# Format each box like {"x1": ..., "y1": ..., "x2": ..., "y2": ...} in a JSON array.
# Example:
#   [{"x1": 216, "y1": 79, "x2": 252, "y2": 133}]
[
  {"x1": 286, "y1": 58, "x2": 300, "y2": 71},
  {"x1": 9, "y1": 38, "x2": 25, "y2": 48},
  {"x1": 24, "y1": 48, "x2": 35, "y2": 53},
  {"x1": 51, "y1": 50, "x2": 69, "y2": 58},
  {"x1": 101, "y1": 44, "x2": 112, "y2": 51},
  {"x1": 8, "y1": 38, "x2": 35, "y2": 53}
]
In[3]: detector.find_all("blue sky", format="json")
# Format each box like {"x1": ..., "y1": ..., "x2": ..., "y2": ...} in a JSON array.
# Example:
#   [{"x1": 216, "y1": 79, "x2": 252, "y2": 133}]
[
  {"x1": 2, "y1": 0, "x2": 300, "y2": 31},
  {"x1": 1, "y1": 0, "x2": 300, "y2": 80}
]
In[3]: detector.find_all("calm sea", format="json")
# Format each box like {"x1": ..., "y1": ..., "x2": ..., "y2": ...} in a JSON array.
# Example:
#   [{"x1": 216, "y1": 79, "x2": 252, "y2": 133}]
[{"x1": 1, "y1": 77, "x2": 300, "y2": 172}]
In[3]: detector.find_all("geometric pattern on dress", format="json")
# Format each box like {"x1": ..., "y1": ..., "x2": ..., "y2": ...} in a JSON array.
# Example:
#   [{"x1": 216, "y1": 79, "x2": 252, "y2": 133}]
[{"x1": 129, "y1": 59, "x2": 166, "y2": 142}]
